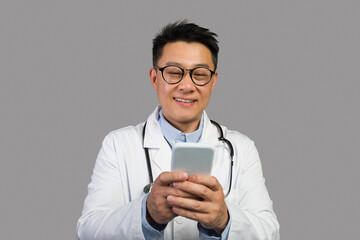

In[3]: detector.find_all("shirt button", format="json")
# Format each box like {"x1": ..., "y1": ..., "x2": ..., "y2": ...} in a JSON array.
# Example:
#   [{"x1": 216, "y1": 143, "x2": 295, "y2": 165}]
[
  {"x1": 181, "y1": 135, "x2": 185, "y2": 141},
  {"x1": 171, "y1": 140, "x2": 175, "y2": 145},
  {"x1": 175, "y1": 216, "x2": 185, "y2": 224}
]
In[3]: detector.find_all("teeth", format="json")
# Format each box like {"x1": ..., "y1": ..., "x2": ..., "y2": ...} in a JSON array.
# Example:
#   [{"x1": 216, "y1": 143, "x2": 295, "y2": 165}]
[{"x1": 174, "y1": 98, "x2": 196, "y2": 103}]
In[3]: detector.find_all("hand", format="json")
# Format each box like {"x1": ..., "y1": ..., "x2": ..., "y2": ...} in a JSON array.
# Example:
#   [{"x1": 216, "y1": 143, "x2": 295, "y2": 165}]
[
  {"x1": 166, "y1": 175, "x2": 229, "y2": 235},
  {"x1": 146, "y1": 171, "x2": 195, "y2": 226}
]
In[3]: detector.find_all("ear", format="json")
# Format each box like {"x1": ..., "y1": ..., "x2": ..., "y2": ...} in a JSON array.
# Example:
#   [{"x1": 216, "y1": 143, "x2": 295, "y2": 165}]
[
  {"x1": 210, "y1": 71, "x2": 218, "y2": 92},
  {"x1": 149, "y1": 67, "x2": 158, "y2": 90}
]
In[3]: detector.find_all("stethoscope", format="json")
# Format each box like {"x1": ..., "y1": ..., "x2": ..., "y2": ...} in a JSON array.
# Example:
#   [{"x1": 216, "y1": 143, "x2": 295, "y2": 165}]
[{"x1": 142, "y1": 120, "x2": 234, "y2": 197}]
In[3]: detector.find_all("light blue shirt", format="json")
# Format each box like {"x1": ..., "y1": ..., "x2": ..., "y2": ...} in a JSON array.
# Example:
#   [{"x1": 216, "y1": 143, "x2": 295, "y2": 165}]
[
  {"x1": 158, "y1": 108, "x2": 204, "y2": 148},
  {"x1": 141, "y1": 109, "x2": 231, "y2": 239}
]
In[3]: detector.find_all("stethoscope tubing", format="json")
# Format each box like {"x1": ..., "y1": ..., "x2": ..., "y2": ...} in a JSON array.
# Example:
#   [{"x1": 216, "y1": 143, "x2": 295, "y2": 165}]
[{"x1": 142, "y1": 120, "x2": 234, "y2": 197}]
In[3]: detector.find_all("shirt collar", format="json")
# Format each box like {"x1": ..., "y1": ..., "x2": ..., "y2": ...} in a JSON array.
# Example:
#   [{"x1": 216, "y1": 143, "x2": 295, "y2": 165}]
[{"x1": 158, "y1": 109, "x2": 204, "y2": 148}]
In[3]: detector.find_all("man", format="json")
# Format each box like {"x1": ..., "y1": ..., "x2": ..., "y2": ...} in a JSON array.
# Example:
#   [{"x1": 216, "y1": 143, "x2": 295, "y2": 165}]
[{"x1": 77, "y1": 21, "x2": 280, "y2": 240}]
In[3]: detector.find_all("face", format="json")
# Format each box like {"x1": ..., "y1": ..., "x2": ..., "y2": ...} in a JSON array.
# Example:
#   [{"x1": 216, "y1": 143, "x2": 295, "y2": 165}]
[{"x1": 149, "y1": 41, "x2": 218, "y2": 132}]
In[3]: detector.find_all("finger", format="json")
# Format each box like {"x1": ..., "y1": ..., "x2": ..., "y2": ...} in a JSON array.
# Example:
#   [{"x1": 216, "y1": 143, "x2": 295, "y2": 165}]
[
  {"x1": 167, "y1": 195, "x2": 209, "y2": 213},
  {"x1": 172, "y1": 181, "x2": 215, "y2": 200},
  {"x1": 146, "y1": 195, "x2": 177, "y2": 224},
  {"x1": 150, "y1": 184, "x2": 196, "y2": 200},
  {"x1": 164, "y1": 185, "x2": 197, "y2": 199},
  {"x1": 171, "y1": 206, "x2": 209, "y2": 223},
  {"x1": 171, "y1": 206, "x2": 229, "y2": 231},
  {"x1": 188, "y1": 174, "x2": 221, "y2": 192},
  {"x1": 155, "y1": 171, "x2": 188, "y2": 186}
]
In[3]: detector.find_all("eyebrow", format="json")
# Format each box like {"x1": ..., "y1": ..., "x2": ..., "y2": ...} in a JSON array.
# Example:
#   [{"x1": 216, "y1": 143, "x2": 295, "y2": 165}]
[{"x1": 165, "y1": 62, "x2": 211, "y2": 69}]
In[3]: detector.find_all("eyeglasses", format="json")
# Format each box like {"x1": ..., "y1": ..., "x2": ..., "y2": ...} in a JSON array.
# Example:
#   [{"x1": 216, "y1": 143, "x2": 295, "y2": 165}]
[{"x1": 154, "y1": 65, "x2": 215, "y2": 86}]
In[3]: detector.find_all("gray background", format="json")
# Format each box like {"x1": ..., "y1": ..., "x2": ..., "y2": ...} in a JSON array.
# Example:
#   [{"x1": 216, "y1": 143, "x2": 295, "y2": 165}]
[{"x1": 1, "y1": 0, "x2": 359, "y2": 239}]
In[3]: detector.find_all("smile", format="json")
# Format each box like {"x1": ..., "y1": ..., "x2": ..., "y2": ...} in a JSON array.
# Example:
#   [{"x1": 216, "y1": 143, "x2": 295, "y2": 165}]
[{"x1": 174, "y1": 97, "x2": 197, "y2": 103}]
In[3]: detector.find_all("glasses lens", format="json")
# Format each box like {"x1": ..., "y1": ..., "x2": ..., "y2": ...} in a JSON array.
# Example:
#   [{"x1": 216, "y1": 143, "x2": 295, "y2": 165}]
[
  {"x1": 163, "y1": 66, "x2": 183, "y2": 83},
  {"x1": 192, "y1": 68, "x2": 212, "y2": 85}
]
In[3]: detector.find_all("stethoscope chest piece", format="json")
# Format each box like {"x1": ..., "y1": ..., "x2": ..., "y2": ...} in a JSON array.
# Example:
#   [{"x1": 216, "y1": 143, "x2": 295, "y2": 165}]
[{"x1": 143, "y1": 183, "x2": 153, "y2": 194}]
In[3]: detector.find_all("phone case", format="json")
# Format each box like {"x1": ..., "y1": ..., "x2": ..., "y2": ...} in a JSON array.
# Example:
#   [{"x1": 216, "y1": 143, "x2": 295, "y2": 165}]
[{"x1": 171, "y1": 142, "x2": 214, "y2": 176}]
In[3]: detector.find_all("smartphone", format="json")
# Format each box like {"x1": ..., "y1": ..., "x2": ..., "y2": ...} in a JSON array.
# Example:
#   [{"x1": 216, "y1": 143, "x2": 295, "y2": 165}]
[{"x1": 171, "y1": 142, "x2": 214, "y2": 176}]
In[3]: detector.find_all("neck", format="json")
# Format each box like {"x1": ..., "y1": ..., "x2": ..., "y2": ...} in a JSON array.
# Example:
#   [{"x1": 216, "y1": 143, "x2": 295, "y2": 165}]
[
  {"x1": 172, "y1": 121, "x2": 200, "y2": 133},
  {"x1": 162, "y1": 115, "x2": 201, "y2": 133}
]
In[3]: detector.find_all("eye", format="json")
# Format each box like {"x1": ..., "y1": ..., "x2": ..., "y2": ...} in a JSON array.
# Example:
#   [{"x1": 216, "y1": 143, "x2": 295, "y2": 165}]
[
  {"x1": 194, "y1": 73, "x2": 207, "y2": 77},
  {"x1": 193, "y1": 68, "x2": 211, "y2": 79},
  {"x1": 164, "y1": 66, "x2": 182, "y2": 76},
  {"x1": 168, "y1": 71, "x2": 182, "y2": 75}
]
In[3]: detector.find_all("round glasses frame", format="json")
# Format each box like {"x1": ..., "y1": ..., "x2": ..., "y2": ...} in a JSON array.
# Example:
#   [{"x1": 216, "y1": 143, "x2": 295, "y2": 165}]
[{"x1": 154, "y1": 65, "x2": 216, "y2": 86}]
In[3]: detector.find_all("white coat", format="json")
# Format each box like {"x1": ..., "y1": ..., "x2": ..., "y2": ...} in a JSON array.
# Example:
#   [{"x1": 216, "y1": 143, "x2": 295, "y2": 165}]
[{"x1": 77, "y1": 107, "x2": 280, "y2": 240}]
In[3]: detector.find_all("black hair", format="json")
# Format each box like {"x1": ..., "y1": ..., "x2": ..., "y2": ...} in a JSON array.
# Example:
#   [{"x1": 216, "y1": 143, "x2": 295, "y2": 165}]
[{"x1": 152, "y1": 20, "x2": 219, "y2": 70}]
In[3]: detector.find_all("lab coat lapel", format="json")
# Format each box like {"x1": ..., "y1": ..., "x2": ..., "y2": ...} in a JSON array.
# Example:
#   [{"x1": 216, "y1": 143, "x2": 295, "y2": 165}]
[
  {"x1": 150, "y1": 143, "x2": 172, "y2": 179},
  {"x1": 143, "y1": 107, "x2": 172, "y2": 178},
  {"x1": 200, "y1": 113, "x2": 231, "y2": 193},
  {"x1": 199, "y1": 112, "x2": 220, "y2": 146}
]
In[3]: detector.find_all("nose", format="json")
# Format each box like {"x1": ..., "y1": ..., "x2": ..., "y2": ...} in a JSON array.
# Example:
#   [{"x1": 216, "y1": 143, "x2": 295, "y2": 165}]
[{"x1": 178, "y1": 70, "x2": 195, "y2": 91}]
